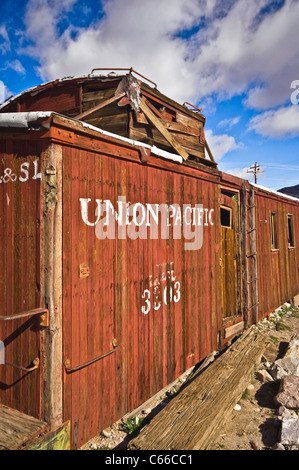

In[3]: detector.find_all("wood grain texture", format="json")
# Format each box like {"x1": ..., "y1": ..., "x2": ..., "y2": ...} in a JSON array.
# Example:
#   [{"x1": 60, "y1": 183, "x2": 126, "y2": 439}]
[
  {"x1": 0, "y1": 405, "x2": 47, "y2": 450},
  {"x1": 139, "y1": 97, "x2": 189, "y2": 160},
  {"x1": 129, "y1": 327, "x2": 267, "y2": 450},
  {"x1": 61, "y1": 142, "x2": 220, "y2": 448},
  {"x1": 0, "y1": 139, "x2": 43, "y2": 419}
]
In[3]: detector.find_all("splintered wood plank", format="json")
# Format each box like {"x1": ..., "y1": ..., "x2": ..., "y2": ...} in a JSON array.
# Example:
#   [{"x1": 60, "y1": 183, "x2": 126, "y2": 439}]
[
  {"x1": 139, "y1": 97, "x2": 189, "y2": 160},
  {"x1": 129, "y1": 327, "x2": 267, "y2": 450},
  {"x1": 0, "y1": 405, "x2": 48, "y2": 450},
  {"x1": 75, "y1": 92, "x2": 126, "y2": 120},
  {"x1": 204, "y1": 140, "x2": 216, "y2": 163}
]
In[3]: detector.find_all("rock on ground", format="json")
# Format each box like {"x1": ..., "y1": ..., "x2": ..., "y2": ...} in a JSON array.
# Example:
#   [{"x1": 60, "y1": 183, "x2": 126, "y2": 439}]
[{"x1": 275, "y1": 375, "x2": 299, "y2": 409}]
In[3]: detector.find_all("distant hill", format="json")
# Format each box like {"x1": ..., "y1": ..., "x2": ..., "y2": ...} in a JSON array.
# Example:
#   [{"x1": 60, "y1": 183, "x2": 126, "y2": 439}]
[{"x1": 278, "y1": 184, "x2": 299, "y2": 199}]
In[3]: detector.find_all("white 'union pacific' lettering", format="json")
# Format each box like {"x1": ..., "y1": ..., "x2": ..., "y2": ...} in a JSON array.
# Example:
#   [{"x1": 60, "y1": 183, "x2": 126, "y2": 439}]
[{"x1": 80, "y1": 196, "x2": 214, "y2": 251}]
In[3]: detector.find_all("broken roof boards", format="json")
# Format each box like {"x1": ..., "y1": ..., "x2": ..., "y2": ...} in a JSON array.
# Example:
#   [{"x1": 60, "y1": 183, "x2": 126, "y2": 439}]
[{"x1": 0, "y1": 70, "x2": 214, "y2": 166}]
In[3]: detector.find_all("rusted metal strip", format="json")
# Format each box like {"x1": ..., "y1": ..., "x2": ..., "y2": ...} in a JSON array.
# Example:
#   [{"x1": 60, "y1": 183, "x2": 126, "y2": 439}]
[
  {"x1": 183, "y1": 101, "x2": 203, "y2": 112},
  {"x1": 64, "y1": 347, "x2": 119, "y2": 373},
  {"x1": 3, "y1": 358, "x2": 39, "y2": 372},
  {"x1": 250, "y1": 440, "x2": 259, "y2": 451},
  {"x1": 89, "y1": 67, "x2": 158, "y2": 88}
]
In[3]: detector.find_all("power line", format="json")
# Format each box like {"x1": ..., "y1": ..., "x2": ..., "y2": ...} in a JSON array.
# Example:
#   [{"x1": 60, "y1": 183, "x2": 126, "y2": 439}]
[{"x1": 247, "y1": 162, "x2": 264, "y2": 184}]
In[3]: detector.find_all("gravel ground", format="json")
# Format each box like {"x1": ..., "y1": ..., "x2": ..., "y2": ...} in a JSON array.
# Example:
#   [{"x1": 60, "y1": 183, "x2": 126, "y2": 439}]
[{"x1": 81, "y1": 304, "x2": 299, "y2": 451}]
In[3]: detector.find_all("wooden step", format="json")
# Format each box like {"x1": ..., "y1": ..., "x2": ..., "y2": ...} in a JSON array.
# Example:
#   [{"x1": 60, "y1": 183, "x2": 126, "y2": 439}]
[
  {"x1": 0, "y1": 405, "x2": 48, "y2": 450},
  {"x1": 129, "y1": 327, "x2": 267, "y2": 450}
]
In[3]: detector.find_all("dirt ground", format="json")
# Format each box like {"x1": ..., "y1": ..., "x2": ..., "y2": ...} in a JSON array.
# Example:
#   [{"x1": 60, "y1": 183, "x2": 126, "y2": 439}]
[
  {"x1": 211, "y1": 307, "x2": 299, "y2": 450},
  {"x1": 81, "y1": 305, "x2": 299, "y2": 451}
]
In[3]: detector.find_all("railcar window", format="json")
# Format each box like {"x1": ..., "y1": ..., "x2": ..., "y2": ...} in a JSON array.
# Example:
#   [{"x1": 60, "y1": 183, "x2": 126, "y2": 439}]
[
  {"x1": 270, "y1": 212, "x2": 278, "y2": 250},
  {"x1": 221, "y1": 206, "x2": 232, "y2": 228},
  {"x1": 287, "y1": 214, "x2": 294, "y2": 248}
]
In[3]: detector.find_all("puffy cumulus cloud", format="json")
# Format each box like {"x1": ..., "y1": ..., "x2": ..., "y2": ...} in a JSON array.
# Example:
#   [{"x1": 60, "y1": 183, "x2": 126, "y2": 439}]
[
  {"x1": 21, "y1": 0, "x2": 299, "y2": 109},
  {"x1": 205, "y1": 129, "x2": 243, "y2": 161},
  {"x1": 22, "y1": 0, "x2": 78, "y2": 65},
  {"x1": 248, "y1": 105, "x2": 299, "y2": 138},
  {"x1": 22, "y1": 0, "x2": 208, "y2": 102},
  {"x1": 192, "y1": 0, "x2": 299, "y2": 109}
]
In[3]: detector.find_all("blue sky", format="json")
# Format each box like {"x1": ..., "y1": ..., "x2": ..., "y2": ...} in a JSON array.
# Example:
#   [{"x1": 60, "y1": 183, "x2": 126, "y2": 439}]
[{"x1": 1, "y1": 0, "x2": 299, "y2": 191}]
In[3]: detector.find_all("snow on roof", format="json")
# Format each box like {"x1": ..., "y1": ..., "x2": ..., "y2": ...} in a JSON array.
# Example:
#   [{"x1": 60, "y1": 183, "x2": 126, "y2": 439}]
[
  {"x1": 79, "y1": 117, "x2": 183, "y2": 163},
  {"x1": 0, "y1": 111, "x2": 183, "y2": 164},
  {"x1": 0, "y1": 111, "x2": 53, "y2": 128},
  {"x1": 250, "y1": 182, "x2": 299, "y2": 203},
  {"x1": 0, "y1": 112, "x2": 297, "y2": 200}
]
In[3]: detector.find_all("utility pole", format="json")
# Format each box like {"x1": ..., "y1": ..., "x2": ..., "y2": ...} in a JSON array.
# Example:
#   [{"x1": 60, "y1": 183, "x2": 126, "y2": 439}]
[{"x1": 247, "y1": 162, "x2": 264, "y2": 184}]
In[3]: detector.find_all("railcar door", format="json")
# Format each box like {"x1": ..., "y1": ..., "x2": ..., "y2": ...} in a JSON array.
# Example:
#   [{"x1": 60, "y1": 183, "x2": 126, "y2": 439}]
[{"x1": 220, "y1": 190, "x2": 241, "y2": 321}]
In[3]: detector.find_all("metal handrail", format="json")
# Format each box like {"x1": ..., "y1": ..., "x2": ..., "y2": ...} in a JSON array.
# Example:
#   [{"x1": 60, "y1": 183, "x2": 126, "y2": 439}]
[
  {"x1": 0, "y1": 309, "x2": 48, "y2": 371},
  {"x1": 183, "y1": 101, "x2": 203, "y2": 113},
  {"x1": 3, "y1": 358, "x2": 40, "y2": 372},
  {"x1": 0, "y1": 308, "x2": 48, "y2": 325},
  {"x1": 64, "y1": 347, "x2": 119, "y2": 373},
  {"x1": 89, "y1": 67, "x2": 158, "y2": 88}
]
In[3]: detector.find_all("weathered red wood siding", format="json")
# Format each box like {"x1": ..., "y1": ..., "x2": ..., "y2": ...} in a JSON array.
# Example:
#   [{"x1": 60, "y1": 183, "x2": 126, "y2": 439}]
[
  {"x1": 61, "y1": 139, "x2": 221, "y2": 448},
  {"x1": 1, "y1": 115, "x2": 299, "y2": 449},
  {"x1": 255, "y1": 188, "x2": 299, "y2": 319},
  {"x1": 3, "y1": 84, "x2": 81, "y2": 116},
  {"x1": 0, "y1": 137, "x2": 42, "y2": 419}
]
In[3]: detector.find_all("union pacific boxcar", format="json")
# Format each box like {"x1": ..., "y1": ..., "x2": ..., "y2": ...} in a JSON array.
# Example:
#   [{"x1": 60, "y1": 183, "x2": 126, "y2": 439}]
[{"x1": 0, "y1": 69, "x2": 298, "y2": 449}]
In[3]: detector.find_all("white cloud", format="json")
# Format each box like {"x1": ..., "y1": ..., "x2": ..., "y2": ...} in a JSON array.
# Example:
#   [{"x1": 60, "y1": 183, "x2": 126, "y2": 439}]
[
  {"x1": 225, "y1": 167, "x2": 254, "y2": 181},
  {"x1": 20, "y1": 0, "x2": 299, "y2": 111},
  {"x1": 23, "y1": 0, "x2": 78, "y2": 61},
  {"x1": 218, "y1": 116, "x2": 240, "y2": 129},
  {"x1": 22, "y1": 0, "x2": 206, "y2": 101},
  {"x1": 0, "y1": 25, "x2": 10, "y2": 54},
  {"x1": 0, "y1": 81, "x2": 5, "y2": 103},
  {"x1": 3, "y1": 59, "x2": 26, "y2": 75},
  {"x1": 248, "y1": 105, "x2": 299, "y2": 138},
  {"x1": 192, "y1": 0, "x2": 299, "y2": 109},
  {"x1": 205, "y1": 129, "x2": 243, "y2": 161},
  {"x1": 0, "y1": 80, "x2": 12, "y2": 104}
]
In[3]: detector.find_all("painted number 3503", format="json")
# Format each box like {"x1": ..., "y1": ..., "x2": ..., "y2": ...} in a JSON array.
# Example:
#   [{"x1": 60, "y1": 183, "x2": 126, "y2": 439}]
[{"x1": 141, "y1": 278, "x2": 181, "y2": 315}]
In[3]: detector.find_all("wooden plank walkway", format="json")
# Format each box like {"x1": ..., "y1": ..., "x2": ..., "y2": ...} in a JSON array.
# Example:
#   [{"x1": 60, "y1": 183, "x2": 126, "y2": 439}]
[
  {"x1": 0, "y1": 405, "x2": 48, "y2": 450},
  {"x1": 129, "y1": 327, "x2": 267, "y2": 450}
]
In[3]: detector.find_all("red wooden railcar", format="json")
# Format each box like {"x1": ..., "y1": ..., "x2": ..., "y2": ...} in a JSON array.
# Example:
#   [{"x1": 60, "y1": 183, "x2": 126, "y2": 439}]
[{"x1": 0, "y1": 71, "x2": 298, "y2": 449}]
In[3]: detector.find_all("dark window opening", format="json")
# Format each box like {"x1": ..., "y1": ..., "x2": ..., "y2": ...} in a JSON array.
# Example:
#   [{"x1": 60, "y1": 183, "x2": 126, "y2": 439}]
[
  {"x1": 287, "y1": 215, "x2": 294, "y2": 247},
  {"x1": 221, "y1": 207, "x2": 232, "y2": 228}
]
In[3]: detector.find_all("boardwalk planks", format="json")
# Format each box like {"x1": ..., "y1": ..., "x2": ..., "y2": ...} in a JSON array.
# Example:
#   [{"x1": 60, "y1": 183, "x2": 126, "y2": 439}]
[
  {"x1": 0, "y1": 405, "x2": 47, "y2": 450},
  {"x1": 129, "y1": 327, "x2": 267, "y2": 450}
]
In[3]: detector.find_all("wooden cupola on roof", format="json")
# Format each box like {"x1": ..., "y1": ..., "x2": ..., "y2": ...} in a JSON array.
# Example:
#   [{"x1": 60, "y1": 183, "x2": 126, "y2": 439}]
[{"x1": 0, "y1": 67, "x2": 216, "y2": 167}]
